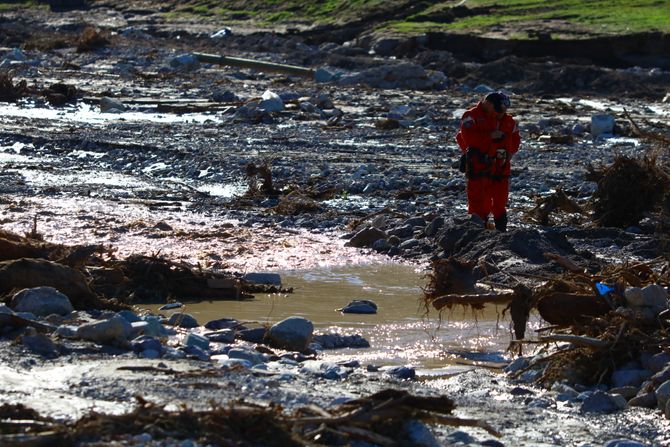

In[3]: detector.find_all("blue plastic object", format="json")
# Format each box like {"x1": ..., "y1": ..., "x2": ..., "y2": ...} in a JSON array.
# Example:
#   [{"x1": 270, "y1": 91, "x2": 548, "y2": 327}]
[{"x1": 596, "y1": 283, "x2": 615, "y2": 296}]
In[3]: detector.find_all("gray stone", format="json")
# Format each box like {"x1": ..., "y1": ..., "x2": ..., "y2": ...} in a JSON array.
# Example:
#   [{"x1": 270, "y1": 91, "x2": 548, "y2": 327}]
[
  {"x1": 651, "y1": 365, "x2": 670, "y2": 386},
  {"x1": 346, "y1": 227, "x2": 387, "y2": 248},
  {"x1": 315, "y1": 68, "x2": 338, "y2": 83},
  {"x1": 372, "y1": 37, "x2": 402, "y2": 56},
  {"x1": 237, "y1": 327, "x2": 267, "y2": 343},
  {"x1": 646, "y1": 352, "x2": 670, "y2": 373},
  {"x1": 603, "y1": 440, "x2": 650, "y2": 447},
  {"x1": 404, "y1": 217, "x2": 426, "y2": 228},
  {"x1": 628, "y1": 392, "x2": 656, "y2": 408},
  {"x1": 446, "y1": 430, "x2": 475, "y2": 444},
  {"x1": 11, "y1": 287, "x2": 73, "y2": 317},
  {"x1": 312, "y1": 333, "x2": 370, "y2": 349},
  {"x1": 170, "y1": 53, "x2": 199, "y2": 70},
  {"x1": 580, "y1": 391, "x2": 622, "y2": 413},
  {"x1": 243, "y1": 273, "x2": 281, "y2": 286},
  {"x1": 142, "y1": 315, "x2": 171, "y2": 337},
  {"x1": 404, "y1": 420, "x2": 440, "y2": 447},
  {"x1": 141, "y1": 349, "x2": 160, "y2": 359},
  {"x1": 0, "y1": 304, "x2": 13, "y2": 315},
  {"x1": 183, "y1": 345, "x2": 209, "y2": 361},
  {"x1": 158, "y1": 302, "x2": 183, "y2": 311},
  {"x1": 267, "y1": 316, "x2": 313, "y2": 352},
  {"x1": 204, "y1": 329, "x2": 236, "y2": 343},
  {"x1": 117, "y1": 310, "x2": 141, "y2": 323},
  {"x1": 399, "y1": 238, "x2": 419, "y2": 250},
  {"x1": 372, "y1": 238, "x2": 391, "y2": 252},
  {"x1": 100, "y1": 97, "x2": 126, "y2": 113},
  {"x1": 382, "y1": 366, "x2": 415, "y2": 380},
  {"x1": 184, "y1": 333, "x2": 210, "y2": 351},
  {"x1": 609, "y1": 386, "x2": 639, "y2": 400},
  {"x1": 338, "y1": 300, "x2": 377, "y2": 314},
  {"x1": 227, "y1": 348, "x2": 266, "y2": 366},
  {"x1": 129, "y1": 321, "x2": 149, "y2": 337},
  {"x1": 77, "y1": 315, "x2": 131, "y2": 345},
  {"x1": 301, "y1": 360, "x2": 349, "y2": 380},
  {"x1": 167, "y1": 313, "x2": 199, "y2": 328},
  {"x1": 425, "y1": 217, "x2": 444, "y2": 237},
  {"x1": 389, "y1": 225, "x2": 413, "y2": 239},
  {"x1": 54, "y1": 325, "x2": 78, "y2": 338},
  {"x1": 22, "y1": 334, "x2": 60, "y2": 358},
  {"x1": 131, "y1": 336, "x2": 163, "y2": 354},
  {"x1": 611, "y1": 369, "x2": 651, "y2": 388},
  {"x1": 656, "y1": 379, "x2": 670, "y2": 409}
]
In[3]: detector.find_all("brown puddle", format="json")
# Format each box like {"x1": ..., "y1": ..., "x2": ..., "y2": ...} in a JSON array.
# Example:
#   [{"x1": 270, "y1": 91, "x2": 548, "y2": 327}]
[{"x1": 143, "y1": 263, "x2": 539, "y2": 370}]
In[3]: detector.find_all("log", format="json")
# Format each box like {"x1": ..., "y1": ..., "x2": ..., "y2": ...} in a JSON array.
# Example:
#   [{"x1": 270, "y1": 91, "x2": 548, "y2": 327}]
[
  {"x1": 194, "y1": 53, "x2": 316, "y2": 78},
  {"x1": 539, "y1": 334, "x2": 609, "y2": 349},
  {"x1": 432, "y1": 292, "x2": 516, "y2": 310}
]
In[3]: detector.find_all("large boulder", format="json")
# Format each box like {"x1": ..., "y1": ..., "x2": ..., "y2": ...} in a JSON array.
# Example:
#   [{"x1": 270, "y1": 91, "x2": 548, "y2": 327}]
[
  {"x1": 267, "y1": 316, "x2": 313, "y2": 352},
  {"x1": 0, "y1": 258, "x2": 99, "y2": 309},
  {"x1": 77, "y1": 315, "x2": 131, "y2": 345},
  {"x1": 656, "y1": 380, "x2": 670, "y2": 409},
  {"x1": 10, "y1": 287, "x2": 73, "y2": 317},
  {"x1": 346, "y1": 227, "x2": 387, "y2": 248},
  {"x1": 338, "y1": 299, "x2": 378, "y2": 314}
]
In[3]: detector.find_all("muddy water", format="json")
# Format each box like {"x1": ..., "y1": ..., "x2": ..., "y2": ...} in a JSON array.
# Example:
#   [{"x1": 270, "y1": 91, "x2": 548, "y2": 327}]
[{"x1": 145, "y1": 263, "x2": 535, "y2": 371}]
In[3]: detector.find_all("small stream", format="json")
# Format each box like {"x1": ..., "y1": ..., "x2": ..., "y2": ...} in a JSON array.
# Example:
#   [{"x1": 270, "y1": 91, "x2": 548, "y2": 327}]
[{"x1": 144, "y1": 263, "x2": 539, "y2": 373}]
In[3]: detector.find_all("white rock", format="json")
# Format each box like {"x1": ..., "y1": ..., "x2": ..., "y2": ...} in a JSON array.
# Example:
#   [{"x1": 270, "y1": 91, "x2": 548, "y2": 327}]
[
  {"x1": 259, "y1": 90, "x2": 284, "y2": 112},
  {"x1": 100, "y1": 97, "x2": 126, "y2": 113}
]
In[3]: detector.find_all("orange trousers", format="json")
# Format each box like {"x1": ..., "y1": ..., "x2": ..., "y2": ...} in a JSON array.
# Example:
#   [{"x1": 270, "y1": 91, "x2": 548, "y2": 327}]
[{"x1": 467, "y1": 177, "x2": 509, "y2": 221}]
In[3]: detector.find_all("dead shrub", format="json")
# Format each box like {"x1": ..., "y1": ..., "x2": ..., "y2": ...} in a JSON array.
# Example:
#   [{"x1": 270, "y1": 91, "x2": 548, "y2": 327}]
[
  {"x1": 0, "y1": 71, "x2": 28, "y2": 102},
  {"x1": 76, "y1": 26, "x2": 109, "y2": 52}
]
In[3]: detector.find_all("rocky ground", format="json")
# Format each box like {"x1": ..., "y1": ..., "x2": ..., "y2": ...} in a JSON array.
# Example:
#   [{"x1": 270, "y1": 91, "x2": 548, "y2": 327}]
[{"x1": 1, "y1": 2, "x2": 670, "y2": 446}]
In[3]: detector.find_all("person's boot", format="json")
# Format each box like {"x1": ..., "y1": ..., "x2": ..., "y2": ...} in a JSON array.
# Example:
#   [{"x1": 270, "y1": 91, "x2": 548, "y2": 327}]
[{"x1": 494, "y1": 213, "x2": 508, "y2": 232}]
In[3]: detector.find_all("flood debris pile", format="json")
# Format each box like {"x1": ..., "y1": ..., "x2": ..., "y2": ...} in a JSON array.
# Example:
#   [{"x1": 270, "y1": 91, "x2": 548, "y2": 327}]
[
  {"x1": 0, "y1": 71, "x2": 27, "y2": 103},
  {"x1": 0, "y1": 390, "x2": 497, "y2": 446},
  {"x1": 592, "y1": 155, "x2": 670, "y2": 229}
]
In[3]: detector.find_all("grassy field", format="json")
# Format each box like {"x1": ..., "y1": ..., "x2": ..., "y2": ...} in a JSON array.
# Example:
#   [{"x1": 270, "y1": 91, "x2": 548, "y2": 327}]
[
  {"x1": 3, "y1": 1, "x2": 669, "y2": 36},
  {"x1": 162, "y1": 0, "x2": 670, "y2": 35}
]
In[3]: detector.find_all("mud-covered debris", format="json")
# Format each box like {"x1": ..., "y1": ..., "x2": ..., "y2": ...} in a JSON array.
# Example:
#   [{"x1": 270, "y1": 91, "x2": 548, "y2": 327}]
[
  {"x1": 528, "y1": 189, "x2": 585, "y2": 226},
  {"x1": 0, "y1": 71, "x2": 28, "y2": 102},
  {"x1": 44, "y1": 82, "x2": 78, "y2": 106},
  {"x1": 76, "y1": 26, "x2": 109, "y2": 52},
  {"x1": 91, "y1": 255, "x2": 250, "y2": 303},
  {"x1": 246, "y1": 162, "x2": 277, "y2": 196},
  {"x1": 424, "y1": 257, "x2": 477, "y2": 302},
  {"x1": 273, "y1": 191, "x2": 321, "y2": 215},
  {"x1": 592, "y1": 155, "x2": 669, "y2": 228}
]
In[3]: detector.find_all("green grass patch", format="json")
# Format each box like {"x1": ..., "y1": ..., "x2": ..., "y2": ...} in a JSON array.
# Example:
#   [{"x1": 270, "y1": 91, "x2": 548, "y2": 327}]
[
  {"x1": 0, "y1": 1, "x2": 47, "y2": 11},
  {"x1": 391, "y1": 0, "x2": 670, "y2": 35},
  {"x1": 157, "y1": 0, "x2": 670, "y2": 36}
]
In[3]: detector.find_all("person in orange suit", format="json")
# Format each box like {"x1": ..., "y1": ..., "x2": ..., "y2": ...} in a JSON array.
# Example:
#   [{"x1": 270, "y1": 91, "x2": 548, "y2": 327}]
[{"x1": 456, "y1": 92, "x2": 520, "y2": 231}]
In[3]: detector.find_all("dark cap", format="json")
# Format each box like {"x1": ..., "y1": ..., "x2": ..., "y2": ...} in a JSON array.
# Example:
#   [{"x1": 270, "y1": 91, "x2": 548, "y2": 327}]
[{"x1": 484, "y1": 91, "x2": 511, "y2": 113}]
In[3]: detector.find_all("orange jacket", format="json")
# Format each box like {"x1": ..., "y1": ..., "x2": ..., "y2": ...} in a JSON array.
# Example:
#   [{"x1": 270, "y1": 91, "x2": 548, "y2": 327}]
[{"x1": 456, "y1": 102, "x2": 520, "y2": 177}]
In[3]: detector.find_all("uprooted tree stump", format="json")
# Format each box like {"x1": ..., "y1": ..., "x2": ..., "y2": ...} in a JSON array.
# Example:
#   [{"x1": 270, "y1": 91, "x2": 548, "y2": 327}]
[
  {"x1": 592, "y1": 155, "x2": 669, "y2": 228},
  {"x1": 0, "y1": 72, "x2": 28, "y2": 103}
]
